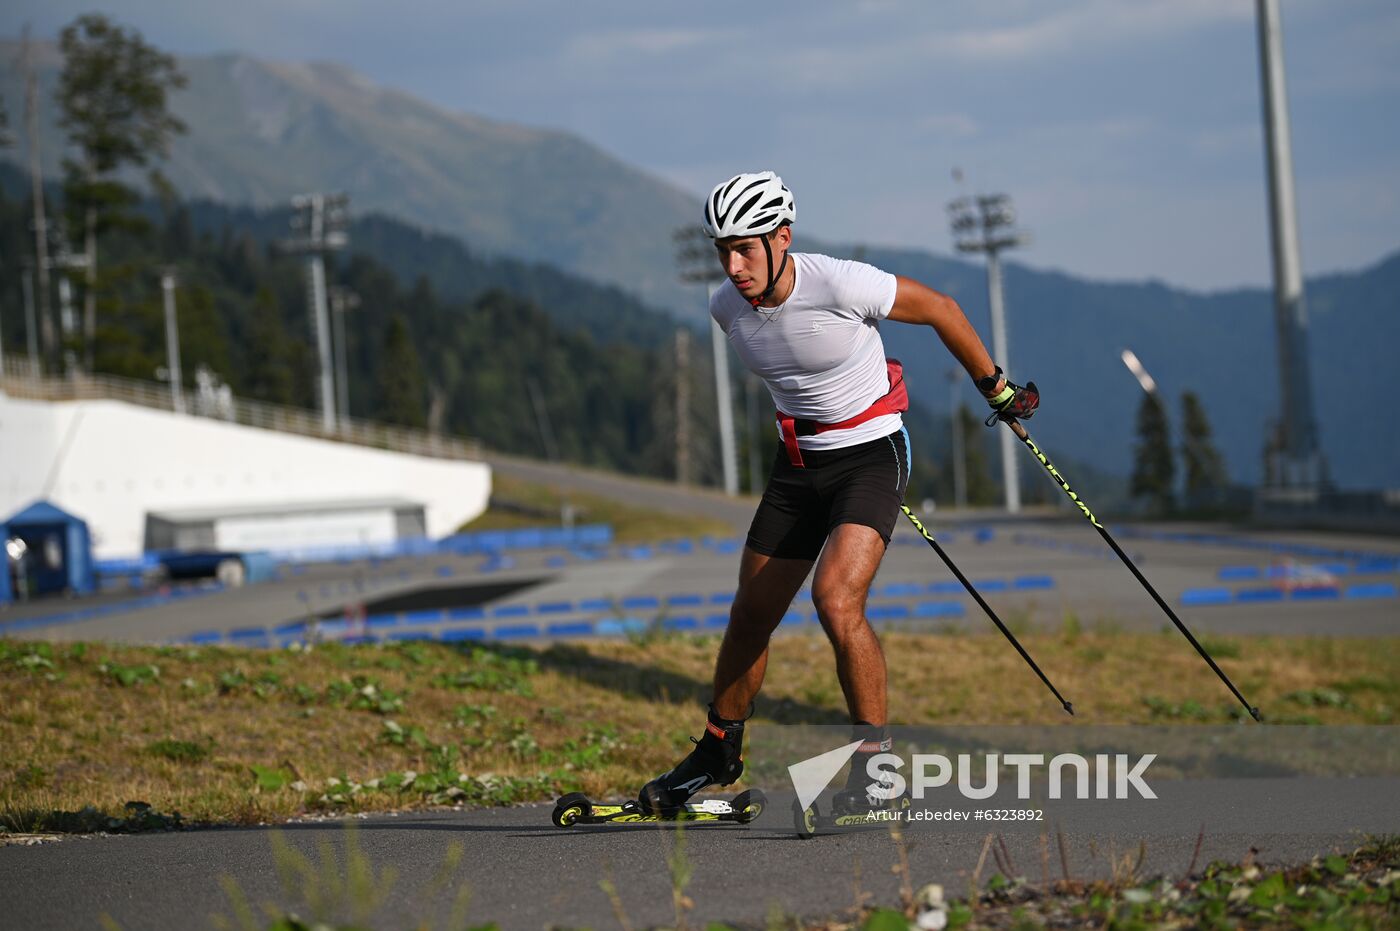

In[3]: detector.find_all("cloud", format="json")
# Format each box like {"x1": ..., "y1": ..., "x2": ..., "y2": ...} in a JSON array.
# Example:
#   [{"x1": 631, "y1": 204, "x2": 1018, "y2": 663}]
[
  {"x1": 1191, "y1": 123, "x2": 1261, "y2": 158},
  {"x1": 762, "y1": 1, "x2": 1255, "y2": 96},
  {"x1": 926, "y1": 0, "x2": 1253, "y2": 61},
  {"x1": 915, "y1": 113, "x2": 981, "y2": 139},
  {"x1": 567, "y1": 27, "x2": 719, "y2": 63}
]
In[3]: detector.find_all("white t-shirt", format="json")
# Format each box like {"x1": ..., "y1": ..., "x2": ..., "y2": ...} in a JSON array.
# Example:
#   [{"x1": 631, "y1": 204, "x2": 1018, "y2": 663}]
[{"x1": 710, "y1": 252, "x2": 900, "y2": 450}]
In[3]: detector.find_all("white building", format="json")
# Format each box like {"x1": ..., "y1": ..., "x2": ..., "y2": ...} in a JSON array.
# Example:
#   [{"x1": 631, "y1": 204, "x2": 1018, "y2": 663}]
[{"x1": 0, "y1": 392, "x2": 490, "y2": 560}]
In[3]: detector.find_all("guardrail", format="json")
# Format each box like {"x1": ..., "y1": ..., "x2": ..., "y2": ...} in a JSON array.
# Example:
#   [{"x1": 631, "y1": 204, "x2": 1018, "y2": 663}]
[{"x1": 0, "y1": 355, "x2": 482, "y2": 462}]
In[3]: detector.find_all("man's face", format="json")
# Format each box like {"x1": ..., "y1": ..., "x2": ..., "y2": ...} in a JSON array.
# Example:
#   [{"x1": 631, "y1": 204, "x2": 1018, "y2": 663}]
[{"x1": 714, "y1": 227, "x2": 790, "y2": 301}]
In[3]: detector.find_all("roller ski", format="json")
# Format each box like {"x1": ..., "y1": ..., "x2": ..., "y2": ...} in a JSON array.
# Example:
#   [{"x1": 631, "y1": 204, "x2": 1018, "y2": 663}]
[
  {"x1": 791, "y1": 793, "x2": 910, "y2": 838},
  {"x1": 551, "y1": 788, "x2": 766, "y2": 827},
  {"x1": 793, "y1": 723, "x2": 907, "y2": 838}
]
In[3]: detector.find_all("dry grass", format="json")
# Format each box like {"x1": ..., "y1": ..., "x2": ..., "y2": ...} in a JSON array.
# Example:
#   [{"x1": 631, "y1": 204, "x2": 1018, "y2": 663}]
[
  {"x1": 2, "y1": 629, "x2": 1397, "y2": 832},
  {"x1": 459, "y1": 473, "x2": 737, "y2": 543}
]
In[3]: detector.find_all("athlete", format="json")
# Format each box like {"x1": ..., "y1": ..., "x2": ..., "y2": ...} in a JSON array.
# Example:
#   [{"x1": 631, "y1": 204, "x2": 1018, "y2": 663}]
[{"x1": 639, "y1": 171, "x2": 1040, "y2": 814}]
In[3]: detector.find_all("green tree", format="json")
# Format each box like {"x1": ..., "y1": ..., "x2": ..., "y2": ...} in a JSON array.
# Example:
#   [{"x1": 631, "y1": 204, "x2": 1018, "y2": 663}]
[
  {"x1": 1130, "y1": 392, "x2": 1175, "y2": 514},
  {"x1": 957, "y1": 404, "x2": 1001, "y2": 506},
  {"x1": 172, "y1": 282, "x2": 231, "y2": 391},
  {"x1": 243, "y1": 288, "x2": 295, "y2": 405},
  {"x1": 375, "y1": 314, "x2": 427, "y2": 428},
  {"x1": 56, "y1": 13, "x2": 186, "y2": 369},
  {"x1": 1180, "y1": 391, "x2": 1227, "y2": 501}
]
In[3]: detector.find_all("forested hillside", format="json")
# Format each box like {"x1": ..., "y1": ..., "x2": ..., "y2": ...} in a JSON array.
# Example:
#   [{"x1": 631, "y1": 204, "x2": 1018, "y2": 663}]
[{"x1": 4, "y1": 177, "x2": 1031, "y2": 503}]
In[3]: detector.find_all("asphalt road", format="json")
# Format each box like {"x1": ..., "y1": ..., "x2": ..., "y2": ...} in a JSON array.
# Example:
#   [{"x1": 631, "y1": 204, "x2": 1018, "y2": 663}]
[{"x1": 4, "y1": 776, "x2": 1398, "y2": 930}]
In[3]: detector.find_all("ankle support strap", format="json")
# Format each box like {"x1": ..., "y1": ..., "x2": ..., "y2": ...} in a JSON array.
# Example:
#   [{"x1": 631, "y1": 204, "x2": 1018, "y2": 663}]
[
  {"x1": 851, "y1": 720, "x2": 891, "y2": 755},
  {"x1": 705, "y1": 719, "x2": 736, "y2": 741}
]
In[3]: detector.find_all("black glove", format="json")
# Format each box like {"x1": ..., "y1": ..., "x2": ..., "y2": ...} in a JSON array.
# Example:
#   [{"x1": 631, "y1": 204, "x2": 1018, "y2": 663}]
[{"x1": 978, "y1": 366, "x2": 1040, "y2": 426}]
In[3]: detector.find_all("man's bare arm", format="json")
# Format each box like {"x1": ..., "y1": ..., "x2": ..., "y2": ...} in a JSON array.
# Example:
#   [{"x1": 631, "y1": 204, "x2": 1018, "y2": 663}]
[{"x1": 886, "y1": 276, "x2": 1001, "y2": 389}]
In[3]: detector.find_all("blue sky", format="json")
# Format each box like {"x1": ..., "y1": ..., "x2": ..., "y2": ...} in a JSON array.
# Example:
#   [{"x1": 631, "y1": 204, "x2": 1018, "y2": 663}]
[{"x1": 8, "y1": 0, "x2": 1399, "y2": 290}]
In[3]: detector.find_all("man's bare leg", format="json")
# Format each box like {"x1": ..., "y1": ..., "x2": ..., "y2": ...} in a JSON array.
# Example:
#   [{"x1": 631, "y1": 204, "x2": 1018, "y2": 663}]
[
  {"x1": 810, "y1": 523, "x2": 889, "y2": 725},
  {"x1": 638, "y1": 545, "x2": 811, "y2": 812},
  {"x1": 711, "y1": 545, "x2": 814, "y2": 720}
]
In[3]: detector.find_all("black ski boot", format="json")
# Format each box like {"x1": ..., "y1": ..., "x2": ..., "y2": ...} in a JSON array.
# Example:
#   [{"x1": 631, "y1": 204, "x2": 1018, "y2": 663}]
[
  {"x1": 639, "y1": 705, "x2": 746, "y2": 814},
  {"x1": 831, "y1": 722, "x2": 895, "y2": 816}
]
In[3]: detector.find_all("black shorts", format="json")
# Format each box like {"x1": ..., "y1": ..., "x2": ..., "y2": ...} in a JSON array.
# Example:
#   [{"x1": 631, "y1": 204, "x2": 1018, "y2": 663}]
[{"x1": 746, "y1": 427, "x2": 912, "y2": 561}]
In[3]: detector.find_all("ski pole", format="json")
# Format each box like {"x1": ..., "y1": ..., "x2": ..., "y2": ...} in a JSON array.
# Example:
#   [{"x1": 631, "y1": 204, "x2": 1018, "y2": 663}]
[
  {"x1": 999, "y1": 419, "x2": 1262, "y2": 722},
  {"x1": 900, "y1": 505, "x2": 1074, "y2": 716}
]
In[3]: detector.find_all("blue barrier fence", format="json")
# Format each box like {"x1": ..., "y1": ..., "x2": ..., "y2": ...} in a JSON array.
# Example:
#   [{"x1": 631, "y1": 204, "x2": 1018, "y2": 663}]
[
  {"x1": 1217, "y1": 560, "x2": 1400, "y2": 581},
  {"x1": 167, "y1": 572, "x2": 1052, "y2": 647},
  {"x1": 7, "y1": 568, "x2": 1057, "y2": 641},
  {"x1": 1180, "y1": 581, "x2": 1398, "y2": 608},
  {"x1": 0, "y1": 580, "x2": 228, "y2": 636},
  {"x1": 177, "y1": 596, "x2": 973, "y2": 649},
  {"x1": 1116, "y1": 526, "x2": 1400, "y2": 566}
]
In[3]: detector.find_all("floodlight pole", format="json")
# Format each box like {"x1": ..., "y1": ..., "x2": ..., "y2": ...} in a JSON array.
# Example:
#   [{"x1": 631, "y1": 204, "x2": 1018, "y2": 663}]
[
  {"x1": 310, "y1": 247, "x2": 333, "y2": 428},
  {"x1": 985, "y1": 246, "x2": 1017, "y2": 512},
  {"x1": 708, "y1": 282, "x2": 739, "y2": 495},
  {"x1": 675, "y1": 227, "x2": 739, "y2": 495},
  {"x1": 161, "y1": 270, "x2": 185, "y2": 414},
  {"x1": 22, "y1": 28, "x2": 54, "y2": 374},
  {"x1": 675, "y1": 328, "x2": 691, "y2": 485},
  {"x1": 51, "y1": 227, "x2": 89, "y2": 378},
  {"x1": 1255, "y1": 0, "x2": 1326, "y2": 490},
  {"x1": 949, "y1": 194, "x2": 1027, "y2": 513},
  {"x1": 746, "y1": 373, "x2": 763, "y2": 494},
  {"x1": 949, "y1": 370, "x2": 967, "y2": 509},
  {"x1": 21, "y1": 260, "x2": 40, "y2": 373},
  {"x1": 330, "y1": 286, "x2": 359, "y2": 428},
  {"x1": 286, "y1": 193, "x2": 349, "y2": 432}
]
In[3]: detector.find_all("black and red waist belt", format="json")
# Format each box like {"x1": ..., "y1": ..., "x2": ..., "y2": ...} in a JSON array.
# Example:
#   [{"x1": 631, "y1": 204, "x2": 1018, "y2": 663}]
[{"x1": 775, "y1": 358, "x2": 909, "y2": 468}]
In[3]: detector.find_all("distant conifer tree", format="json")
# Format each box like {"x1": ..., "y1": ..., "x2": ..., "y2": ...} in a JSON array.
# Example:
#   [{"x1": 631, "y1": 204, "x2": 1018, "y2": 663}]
[
  {"x1": 1131, "y1": 392, "x2": 1175, "y2": 514},
  {"x1": 958, "y1": 404, "x2": 1001, "y2": 506},
  {"x1": 1180, "y1": 390, "x2": 1227, "y2": 501},
  {"x1": 376, "y1": 314, "x2": 427, "y2": 428},
  {"x1": 57, "y1": 13, "x2": 186, "y2": 369}
]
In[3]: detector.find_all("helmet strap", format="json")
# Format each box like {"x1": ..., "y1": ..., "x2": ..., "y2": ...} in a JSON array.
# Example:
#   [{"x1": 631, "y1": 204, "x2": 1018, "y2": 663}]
[{"x1": 750, "y1": 233, "x2": 789, "y2": 308}]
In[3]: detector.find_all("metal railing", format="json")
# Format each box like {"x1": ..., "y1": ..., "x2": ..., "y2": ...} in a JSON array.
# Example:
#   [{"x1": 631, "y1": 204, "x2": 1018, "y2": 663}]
[{"x1": 0, "y1": 354, "x2": 483, "y2": 462}]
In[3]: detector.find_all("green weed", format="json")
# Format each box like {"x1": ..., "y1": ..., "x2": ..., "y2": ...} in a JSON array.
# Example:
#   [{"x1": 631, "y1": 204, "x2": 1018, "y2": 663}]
[
  {"x1": 98, "y1": 661, "x2": 160, "y2": 687},
  {"x1": 1284, "y1": 687, "x2": 1352, "y2": 709},
  {"x1": 148, "y1": 738, "x2": 212, "y2": 763},
  {"x1": 1197, "y1": 636, "x2": 1242, "y2": 660}
]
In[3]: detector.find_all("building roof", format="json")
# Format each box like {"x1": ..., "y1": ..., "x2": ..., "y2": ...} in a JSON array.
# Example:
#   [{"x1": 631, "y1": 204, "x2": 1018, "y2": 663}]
[
  {"x1": 4, "y1": 499, "x2": 89, "y2": 529},
  {"x1": 144, "y1": 498, "x2": 425, "y2": 523}
]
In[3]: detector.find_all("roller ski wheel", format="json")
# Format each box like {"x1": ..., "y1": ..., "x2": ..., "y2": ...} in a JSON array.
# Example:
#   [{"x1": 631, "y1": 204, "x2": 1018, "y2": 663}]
[
  {"x1": 551, "y1": 792, "x2": 592, "y2": 828},
  {"x1": 731, "y1": 789, "x2": 765, "y2": 824},
  {"x1": 792, "y1": 799, "x2": 818, "y2": 840},
  {"x1": 549, "y1": 789, "x2": 766, "y2": 827},
  {"x1": 790, "y1": 796, "x2": 911, "y2": 837}
]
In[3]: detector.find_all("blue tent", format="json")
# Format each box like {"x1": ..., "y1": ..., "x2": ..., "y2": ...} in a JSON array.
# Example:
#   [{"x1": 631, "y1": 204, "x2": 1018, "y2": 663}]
[{"x1": 1, "y1": 501, "x2": 95, "y2": 603}]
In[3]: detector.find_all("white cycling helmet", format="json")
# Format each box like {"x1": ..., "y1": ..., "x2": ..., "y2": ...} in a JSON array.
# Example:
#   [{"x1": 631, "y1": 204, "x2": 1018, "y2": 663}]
[{"x1": 702, "y1": 171, "x2": 795, "y2": 240}]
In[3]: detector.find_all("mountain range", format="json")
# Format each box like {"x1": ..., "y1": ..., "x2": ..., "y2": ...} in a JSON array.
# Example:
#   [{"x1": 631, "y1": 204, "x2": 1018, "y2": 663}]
[
  {"x1": 1, "y1": 39, "x2": 1395, "y2": 489},
  {"x1": 840, "y1": 244, "x2": 1399, "y2": 492},
  {"x1": 0, "y1": 40, "x2": 698, "y2": 312}
]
